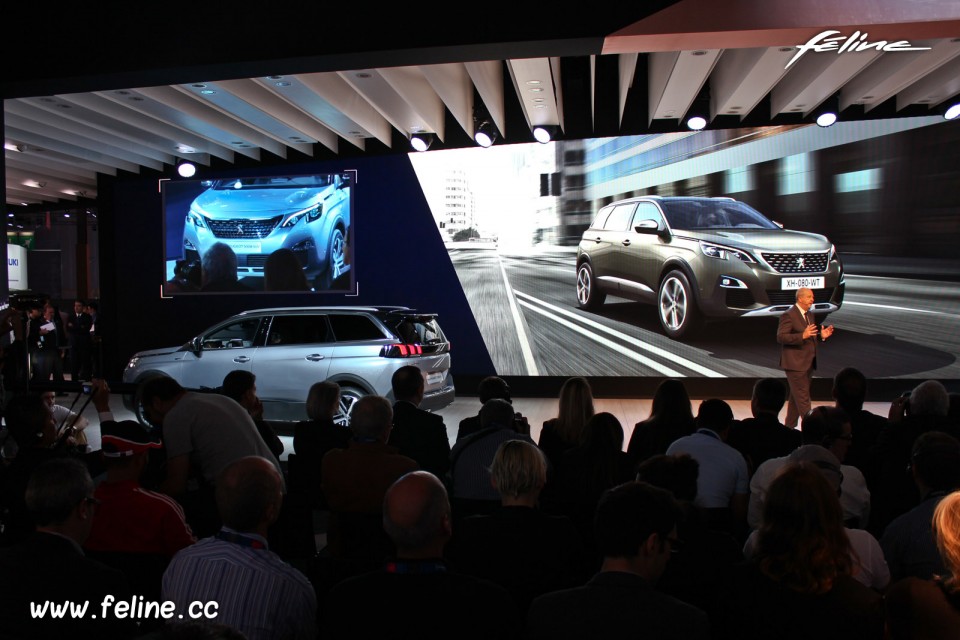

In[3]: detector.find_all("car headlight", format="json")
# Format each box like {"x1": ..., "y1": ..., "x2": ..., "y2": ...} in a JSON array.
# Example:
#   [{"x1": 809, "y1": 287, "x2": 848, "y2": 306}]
[
  {"x1": 829, "y1": 244, "x2": 837, "y2": 261},
  {"x1": 699, "y1": 241, "x2": 754, "y2": 263},
  {"x1": 187, "y1": 210, "x2": 208, "y2": 229},
  {"x1": 126, "y1": 356, "x2": 140, "y2": 369},
  {"x1": 281, "y1": 204, "x2": 323, "y2": 228}
]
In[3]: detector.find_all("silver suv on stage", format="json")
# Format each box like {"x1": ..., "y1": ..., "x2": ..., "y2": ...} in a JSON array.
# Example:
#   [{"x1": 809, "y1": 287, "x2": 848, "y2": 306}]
[
  {"x1": 576, "y1": 196, "x2": 844, "y2": 339},
  {"x1": 123, "y1": 307, "x2": 454, "y2": 423}
]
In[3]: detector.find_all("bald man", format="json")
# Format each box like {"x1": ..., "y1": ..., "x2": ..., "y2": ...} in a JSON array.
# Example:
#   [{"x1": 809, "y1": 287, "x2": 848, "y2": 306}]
[
  {"x1": 163, "y1": 457, "x2": 316, "y2": 640},
  {"x1": 777, "y1": 287, "x2": 834, "y2": 428},
  {"x1": 327, "y1": 471, "x2": 519, "y2": 639}
]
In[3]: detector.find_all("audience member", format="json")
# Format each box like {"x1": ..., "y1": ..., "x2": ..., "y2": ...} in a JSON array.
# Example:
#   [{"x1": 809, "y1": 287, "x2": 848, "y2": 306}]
[
  {"x1": 627, "y1": 379, "x2": 696, "y2": 464},
  {"x1": 220, "y1": 370, "x2": 284, "y2": 458},
  {"x1": 881, "y1": 431, "x2": 960, "y2": 581},
  {"x1": 666, "y1": 399, "x2": 749, "y2": 533},
  {"x1": 0, "y1": 458, "x2": 135, "y2": 638},
  {"x1": 538, "y1": 377, "x2": 594, "y2": 467},
  {"x1": 457, "y1": 376, "x2": 518, "y2": 441},
  {"x1": 727, "y1": 378, "x2": 800, "y2": 473},
  {"x1": 636, "y1": 454, "x2": 744, "y2": 613},
  {"x1": 264, "y1": 248, "x2": 310, "y2": 291},
  {"x1": 163, "y1": 457, "x2": 316, "y2": 639},
  {"x1": 200, "y1": 242, "x2": 251, "y2": 292},
  {"x1": 291, "y1": 381, "x2": 351, "y2": 508},
  {"x1": 886, "y1": 489, "x2": 960, "y2": 639},
  {"x1": 321, "y1": 395, "x2": 417, "y2": 558},
  {"x1": 743, "y1": 450, "x2": 889, "y2": 591},
  {"x1": 832, "y1": 367, "x2": 887, "y2": 472},
  {"x1": 526, "y1": 481, "x2": 709, "y2": 639},
  {"x1": 449, "y1": 398, "x2": 535, "y2": 517},
  {"x1": 451, "y1": 440, "x2": 585, "y2": 611},
  {"x1": 139, "y1": 376, "x2": 283, "y2": 537},
  {"x1": 65, "y1": 299, "x2": 93, "y2": 381},
  {"x1": 387, "y1": 365, "x2": 451, "y2": 477},
  {"x1": 870, "y1": 380, "x2": 960, "y2": 533},
  {"x1": 716, "y1": 464, "x2": 884, "y2": 640},
  {"x1": 547, "y1": 412, "x2": 635, "y2": 546},
  {"x1": 750, "y1": 406, "x2": 870, "y2": 530},
  {"x1": 326, "y1": 471, "x2": 519, "y2": 639}
]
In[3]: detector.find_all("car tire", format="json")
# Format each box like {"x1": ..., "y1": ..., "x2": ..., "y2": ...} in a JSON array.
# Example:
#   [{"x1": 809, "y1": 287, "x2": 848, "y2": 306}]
[
  {"x1": 132, "y1": 373, "x2": 168, "y2": 426},
  {"x1": 658, "y1": 271, "x2": 702, "y2": 339},
  {"x1": 576, "y1": 262, "x2": 606, "y2": 310},
  {"x1": 334, "y1": 386, "x2": 364, "y2": 427},
  {"x1": 326, "y1": 226, "x2": 346, "y2": 277}
]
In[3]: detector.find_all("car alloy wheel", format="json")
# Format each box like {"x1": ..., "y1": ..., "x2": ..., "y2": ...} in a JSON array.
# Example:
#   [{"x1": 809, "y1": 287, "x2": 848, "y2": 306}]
[
  {"x1": 576, "y1": 263, "x2": 606, "y2": 310},
  {"x1": 658, "y1": 271, "x2": 701, "y2": 339},
  {"x1": 328, "y1": 227, "x2": 345, "y2": 277},
  {"x1": 334, "y1": 386, "x2": 364, "y2": 427}
]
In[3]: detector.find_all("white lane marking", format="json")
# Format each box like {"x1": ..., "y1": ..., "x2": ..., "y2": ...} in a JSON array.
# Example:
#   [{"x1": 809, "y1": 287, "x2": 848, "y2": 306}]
[
  {"x1": 515, "y1": 290, "x2": 723, "y2": 377},
  {"x1": 517, "y1": 300, "x2": 685, "y2": 377},
  {"x1": 841, "y1": 301, "x2": 960, "y2": 318},
  {"x1": 498, "y1": 257, "x2": 540, "y2": 376}
]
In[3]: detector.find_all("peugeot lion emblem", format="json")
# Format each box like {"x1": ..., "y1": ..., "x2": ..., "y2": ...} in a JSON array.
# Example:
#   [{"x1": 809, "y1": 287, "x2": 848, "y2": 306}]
[{"x1": 796, "y1": 257, "x2": 805, "y2": 269}]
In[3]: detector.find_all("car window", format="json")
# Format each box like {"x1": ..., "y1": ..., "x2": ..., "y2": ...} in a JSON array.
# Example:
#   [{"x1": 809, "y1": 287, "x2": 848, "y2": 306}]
[
  {"x1": 328, "y1": 315, "x2": 386, "y2": 342},
  {"x1": 388, "y1": 317, "x2": 444, "y2": 345},
  {"x1": 591, "y1": 206, "x2": 613, "y2": 229},
  {"x1": 266, "y1": 315, "x2": 332, "y2": 346},
  {"x1": 202, "y1": 319, "x2": 261, "y2": 350},
  {"x1": 659, "y1": 199, "x2": 778, "y2": 230},
  {"x1": 631, "y1": 202, "x2": 664, "y2": 229},
  {"x1": 602, "y1": 203, "x2": 637, "y2": 231}
]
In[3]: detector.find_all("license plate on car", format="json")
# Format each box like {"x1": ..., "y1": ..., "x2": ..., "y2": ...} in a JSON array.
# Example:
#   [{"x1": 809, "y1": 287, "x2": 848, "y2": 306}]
[
  {"x1": 226, "y1": 240, "x2": 262, "y2": 253},
  {"x1": 426, "y1": 372, "x2": 443, "y2": 385},
  {"x1": 781, "y1": 276, "x2": 824, "y2": 290}
]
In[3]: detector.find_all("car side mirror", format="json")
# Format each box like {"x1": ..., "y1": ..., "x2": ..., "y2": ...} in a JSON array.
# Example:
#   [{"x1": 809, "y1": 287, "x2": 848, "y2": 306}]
[
  {"x1": 634, "y1": 219, "x2": 669, "y2": 239},
  {"x1": 189, "y1": 336, "x2": 203, "y2": 356}
]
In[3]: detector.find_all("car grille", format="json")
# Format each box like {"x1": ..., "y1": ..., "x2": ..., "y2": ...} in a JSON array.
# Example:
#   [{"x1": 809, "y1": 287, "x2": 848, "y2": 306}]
[
  {"x1": 761, "y1": 251, "x2": 830, "y2": 274},
  {"x1": 209, "y1": 216, "x2": 282, "y2": 239},
  {"x1": 725, "y1": 290, "x2": 755, "y2": 309},
  {"x1": 767, "y1": 288, "x2": 835, "y2": 306}
]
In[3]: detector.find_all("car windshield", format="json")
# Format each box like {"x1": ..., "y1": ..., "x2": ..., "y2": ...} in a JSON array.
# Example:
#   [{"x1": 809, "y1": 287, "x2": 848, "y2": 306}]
[
  {"x1": 210, "y1": 175, "x2": 334, "y2": 190},
  {"x1": 660, "y1": 199, "x2": 778, "y2": 230}
]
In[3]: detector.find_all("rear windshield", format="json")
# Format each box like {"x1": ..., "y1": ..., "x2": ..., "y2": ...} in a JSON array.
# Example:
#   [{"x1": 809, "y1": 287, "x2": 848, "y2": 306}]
[
  {"x1": 389, "y1": 317, "x2": 446, "y2": 345},
  {"x1": 660, "y1": 199, "x2": 778, "y2": 230}
]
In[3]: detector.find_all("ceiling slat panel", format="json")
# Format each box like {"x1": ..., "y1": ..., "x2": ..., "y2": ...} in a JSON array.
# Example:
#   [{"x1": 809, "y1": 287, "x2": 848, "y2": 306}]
[
  {"x1": 464, "y1": 61, "x2": 505, "y2": 139},
  {"x1": 710, "y1": 47, "x2": 795, "y2": 120},
  {"x1": 648, "y1": 49, "x2": 720, "y2": 123},
  {"x1": 6, "y1": 153, "x2": 99, "y2": 183},
  {"x1": 295, "y1": 72, "x2": 390, "y2": 148},
  {"x1": 379, "y1": 66, "x2": 446, "y2": 139},
  {"x1": 507, "y1": 58, "x2": 560, "y2": 132},
  {"x1": 419, "y1": 63, "x2": 474, "y2": 140},
  {"x1": 5, "y1": 123, "x2": 144, "y2": 173},
  {"x1": 771, "y1": 49, "x2": 882, "y2": 117},
  {"x1": 896, "y1": 60, "x2": 960, "y2": 112}
]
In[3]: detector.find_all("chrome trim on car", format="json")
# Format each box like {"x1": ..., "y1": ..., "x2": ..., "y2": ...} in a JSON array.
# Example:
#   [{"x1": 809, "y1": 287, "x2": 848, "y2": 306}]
[
  {"x1": 741, "y1": 302, "x2": 840, "y2": 317},
  {"x1": 598, "y1": 276, "x2": 655, "y2": 294}
]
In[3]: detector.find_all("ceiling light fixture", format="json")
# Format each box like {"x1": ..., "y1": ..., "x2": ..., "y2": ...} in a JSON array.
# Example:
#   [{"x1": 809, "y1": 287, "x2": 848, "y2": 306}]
[
  {"x1": 474, "y1": 120, "x2": 498, "y2": 148},
  {"x1": 532, "y1": 125, "x2": 557, "y2": 144},
  {"x1": 944, "y1": 101, "x2": 960, "y2": 120},
  {"x1": 176, "y1": 160, "x2": 197, "y2": 178},
  {"x1": 409, "y1": 132, "x2": 435, "y2": 152},
  {"x1": 813, "y1": 95, "x2": 840, "y2": 128}
]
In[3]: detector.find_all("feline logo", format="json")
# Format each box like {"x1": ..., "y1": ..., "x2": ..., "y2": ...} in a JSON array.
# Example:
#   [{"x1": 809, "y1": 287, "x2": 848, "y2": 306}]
[{"x1": 786, "y1": 30, "x2": 931, "y2": 69}]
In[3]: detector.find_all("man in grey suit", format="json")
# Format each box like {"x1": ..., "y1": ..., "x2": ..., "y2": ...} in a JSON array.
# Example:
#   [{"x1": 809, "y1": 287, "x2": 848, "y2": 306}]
[{"x1": 778, "y1": 287, "x2": 835, "y2": 428}]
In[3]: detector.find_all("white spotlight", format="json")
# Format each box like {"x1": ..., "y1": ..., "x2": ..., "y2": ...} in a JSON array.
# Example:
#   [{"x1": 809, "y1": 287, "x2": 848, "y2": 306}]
[{"x1": 177, "y1": 161, "x2": 197, "y2": 178}]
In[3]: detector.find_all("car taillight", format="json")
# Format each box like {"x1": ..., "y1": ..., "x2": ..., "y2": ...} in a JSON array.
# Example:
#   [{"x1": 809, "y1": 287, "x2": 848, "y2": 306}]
[{"x1": 380, "y1": 343, "x2": 424, "y2": 357}]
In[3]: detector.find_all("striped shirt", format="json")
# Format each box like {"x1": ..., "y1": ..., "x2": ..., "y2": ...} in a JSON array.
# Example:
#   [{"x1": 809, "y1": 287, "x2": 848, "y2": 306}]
[{"x1": 162, "y1": 528, "x2": 316, "y2": 639}]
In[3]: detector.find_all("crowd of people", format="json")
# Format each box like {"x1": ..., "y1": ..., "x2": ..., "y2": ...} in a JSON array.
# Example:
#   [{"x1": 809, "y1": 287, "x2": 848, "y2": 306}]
[{"x1": 0, "y1": 360, "x2": 958, "y2": 639}]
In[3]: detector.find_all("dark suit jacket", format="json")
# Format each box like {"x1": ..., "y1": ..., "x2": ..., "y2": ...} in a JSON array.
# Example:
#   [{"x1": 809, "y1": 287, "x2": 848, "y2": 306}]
[
  {"x1": 777, "y1": 305, "x2": 817, "y2": 371},
  {"x1": 388, "y1": 401, "x2": 451, "y2": 477},
  {"x1": 526, "y1": 571, "x2": 709, "y2": 640},
  {"x1": 0, "y1": 532, "x2": 135, "y2": 639}
]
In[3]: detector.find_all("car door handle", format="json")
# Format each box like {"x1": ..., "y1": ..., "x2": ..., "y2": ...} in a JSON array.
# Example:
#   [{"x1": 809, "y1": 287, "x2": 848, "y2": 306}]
[
  {"x1": 621, "y1": 239, "x2": 631, "y2": 246},
  {"x1": 305, "y1": 354, "x2": 325, "y2": 362},
  {"x1": 593, "y1": 236, "x2": 602, "y2": 242},
  {"x1": 233, "y1": 356, "x2": 251, "y2": 363}
]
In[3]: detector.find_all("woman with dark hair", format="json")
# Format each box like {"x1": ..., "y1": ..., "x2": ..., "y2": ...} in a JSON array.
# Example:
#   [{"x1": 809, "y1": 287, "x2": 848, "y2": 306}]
[
  {"x1": 548, "y1": 412, "x2": 635, "y2": 548},
  {"x1": 716, "y1": 464, "x2": 883, "y2": 640},
  {"x1": 291, "y1": 381, "x2": 350, "y2": 507},
  {"x1": 264, "y1": 248, "x2": 310, "y2": 291},
  {"x1": 887, "y1": 490, "x2": 960, "y2": 639},
  {"x1": 627, "y1": 379, "x2": 695, "y2": 464},
  {"x1": 538, "y1": 377, "x2": 594, "y2": 467}
]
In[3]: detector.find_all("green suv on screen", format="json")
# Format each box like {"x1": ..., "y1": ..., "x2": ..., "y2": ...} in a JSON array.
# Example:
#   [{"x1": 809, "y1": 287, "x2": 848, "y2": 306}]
[{"x1": 575, "y1": 196, "x2": 844, "y2": 339}]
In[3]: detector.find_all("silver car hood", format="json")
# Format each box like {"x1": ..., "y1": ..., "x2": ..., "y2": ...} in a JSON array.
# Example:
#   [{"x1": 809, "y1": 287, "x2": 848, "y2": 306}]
[
  {"x1": 193, "y1": 187, "x2": 330, "y2": 217},
  {"x1": 677, "y1": 228, "x2": 830, "y2": 251},
  {"x1": 133, "y1": 345, "x2": 185, "y2": 359}
]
